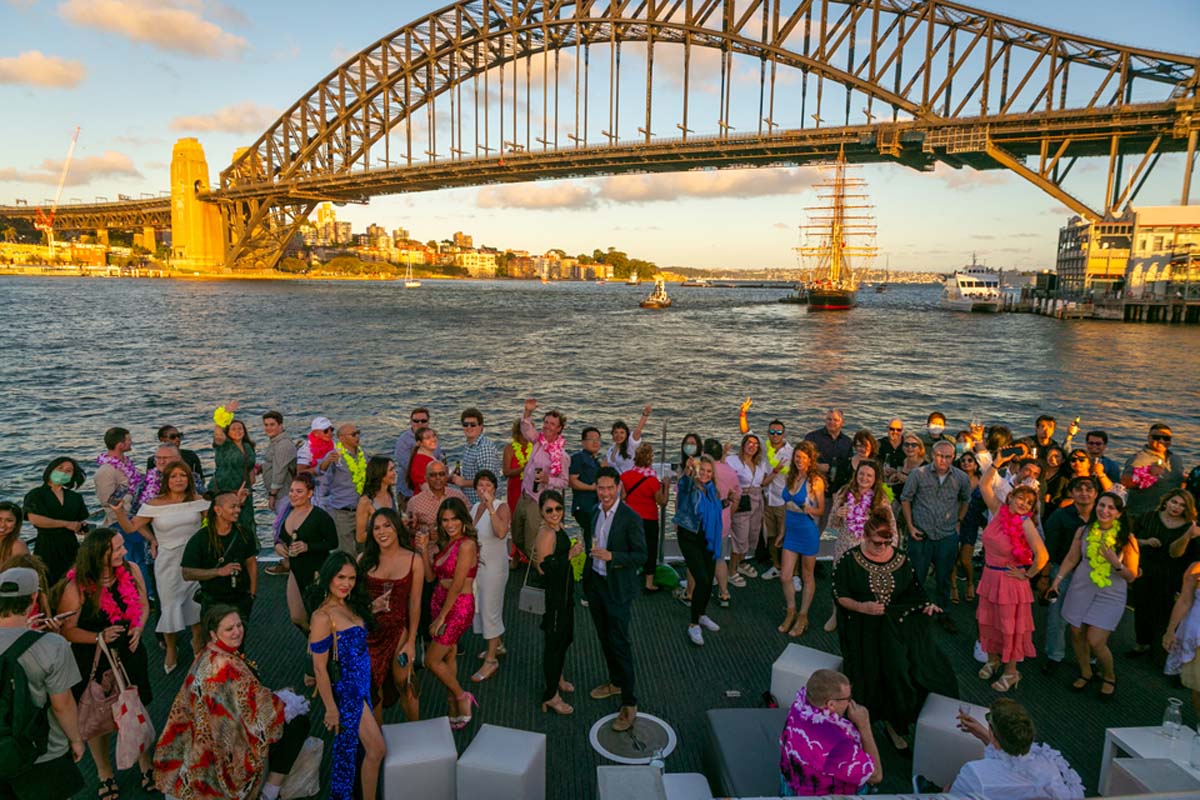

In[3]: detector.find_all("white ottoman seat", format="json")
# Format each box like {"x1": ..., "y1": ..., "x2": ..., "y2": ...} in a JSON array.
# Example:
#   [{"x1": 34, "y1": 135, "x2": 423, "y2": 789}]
[
  {"x1": 912, "y1": 692, "x2": 989, "y2": 790},
  {"x1": 456, "y1": 723, "x2": 546, "y2": 800},
  {"x1": 381, "y1": 716, "x2": 457, "y2": 799},
  {"x1": 770, "y1": 643, "x2": 843, "y2": 706}
]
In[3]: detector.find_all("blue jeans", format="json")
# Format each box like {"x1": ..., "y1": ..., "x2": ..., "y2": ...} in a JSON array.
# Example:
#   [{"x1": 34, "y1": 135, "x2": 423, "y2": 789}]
[
  {"x1": 1044, "y1": 566, "x2": 1073, "y2": 662},
  {"x1": 908, "y1": 535, "x2": 958, "y2": 610}
]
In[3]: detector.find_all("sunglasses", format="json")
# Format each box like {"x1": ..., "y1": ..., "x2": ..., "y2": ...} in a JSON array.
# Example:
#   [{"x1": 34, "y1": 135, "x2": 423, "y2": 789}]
[
  {"x1": 543, "y1": 505, "x2": 564, "y2": 513},
  {"x1": 462, "y1": 421, "x2": 480, "y2": 428},
  {"x1": 888, "y1": 427, "x2": 903, "y2": 432},
  {"x1": 1151, "y1": 434, "x2": 1172, "y2": 443},
  {"x1": 164, "y1": 433, "x2": 182, "y2": 441},
  {"x1": 1070, "y1": 455, "x2": 1089, "y2": 462},
  {"x1": 348, "y1": 430, "x2": 361, "y2": 436},
  {"x1": 412, "y1": 418, "x2": 429, "y2": 424},
  {"x1": 767, "y1": 429, "x2": 783, "y2": 436},
  {"x1": 902, "y1": 443, "x2": 918, "y2": 448}
]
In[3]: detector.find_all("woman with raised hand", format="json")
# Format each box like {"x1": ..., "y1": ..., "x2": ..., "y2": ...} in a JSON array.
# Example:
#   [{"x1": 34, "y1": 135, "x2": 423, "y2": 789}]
[
  {"x1": 309, "y1": 552, "x2": 384, "y2": 800},
  {"x1": 1048, "y1": 492, "x2": 1139, "y2": 700},
  {"x1": 725, "y1": 434, "x2": 768, "y2": 588},
  {"x1": 212, "y1": 401, "x2": 258, "y2": 541},
  {"x1": 471, "y1": 470, "x2": 511, "y2": 683},
  {"x1": 360, "y1": 508, "x2": 423, "y2": 723},
  {"x1": 606, "y1": 405, "x2": 652, "y2": 473}
]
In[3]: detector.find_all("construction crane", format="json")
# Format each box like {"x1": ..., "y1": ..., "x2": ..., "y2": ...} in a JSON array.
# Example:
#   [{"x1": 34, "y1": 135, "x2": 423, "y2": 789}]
[{"x1": 33, "y1": 126, "x2": 81, "y2": 259}]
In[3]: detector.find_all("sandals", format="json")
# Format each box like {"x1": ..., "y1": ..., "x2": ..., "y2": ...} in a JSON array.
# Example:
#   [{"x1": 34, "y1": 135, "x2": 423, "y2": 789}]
[
  {"x1": 470, "y1": 658, "x2": 500, "y2": 683},
  {"x1": 718, "y1": 593, "x2": 731, "y2": 608},
  {"x1": 476, "y1": 643, "x2": 507, "y2": 660},
  {"x1": 141, "y1": 769, "x2": 161, "y2": 794},
  {"x1": 541, "y1": 696, "x2": 574, "y2": 715},
  {"x1": 1070, "y1": 672, "x2": 1095, "y2": 692},
  {"x1": 1099, "y1": 677, "x2": 1117, "y2": 701},
  {"x1": 788, "y1": 613, "x2": 808, "y2": 638},
  {"x1": 978, "y1": 661, "x2": 1001, "y2": 681},
  {"x1": 777, "y1": 609, "x2": 797, "y2": 634},
  {"x1": 98, "y1": 778, "x2": 120, "y2": 800},
  {"x1": 991, "y1": 671, "x2": 1021, "y2": 692}
]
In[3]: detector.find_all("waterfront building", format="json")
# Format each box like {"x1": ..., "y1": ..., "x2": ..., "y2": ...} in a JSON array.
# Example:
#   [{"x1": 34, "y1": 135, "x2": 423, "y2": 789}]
[
  {"x1": 1055, "y1": 214, "x2": 1131, "y2": 296},
  {"x1": 1124, "y1": 205, "x2": 1200, "y2": 300},
  {"x1": 453, "y1": 230, "x2": 474, "y2": 248},
  {"x1": 455, "y1": 250, "x2": 498, "y2": 277}
]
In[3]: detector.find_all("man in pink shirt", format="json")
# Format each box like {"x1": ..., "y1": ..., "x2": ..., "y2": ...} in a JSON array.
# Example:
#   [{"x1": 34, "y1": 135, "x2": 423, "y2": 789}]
[
  {"x1": 704, "y1": 438, "x2": 741, "y2": 607},
  {"x1": 512, "y1": 398, "x2": 570, "y2": 560}
]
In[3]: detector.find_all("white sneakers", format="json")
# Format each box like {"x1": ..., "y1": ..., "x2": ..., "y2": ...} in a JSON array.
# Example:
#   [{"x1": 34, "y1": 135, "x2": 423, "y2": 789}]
[
  {"x1": 761, "y1": 566, "x2": 781, "y2": 580},
  {"x1": 687, "y1": 625, "x2": 705, "y2": 646},
  {"x1": 793, "y1": 575, "x2": 802, "y2": 592},
  {"x1": 698, "y1": 615, "x2": 720, "y2": 632}
]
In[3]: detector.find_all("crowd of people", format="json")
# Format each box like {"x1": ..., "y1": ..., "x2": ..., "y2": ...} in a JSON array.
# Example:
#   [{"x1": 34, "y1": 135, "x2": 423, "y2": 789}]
[{"x1": 0, "y1": 397, "x2": 1197, "y2": 799}]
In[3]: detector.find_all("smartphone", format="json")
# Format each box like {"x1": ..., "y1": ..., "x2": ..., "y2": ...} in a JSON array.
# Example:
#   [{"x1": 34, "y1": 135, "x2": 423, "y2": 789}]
[
  {"x1": 53, "y1": 610, "x2": 78, "y2": 622},
  {"x1": 107, "y1": 486, "x2": 130, "y2": 504},
  {"x1": 999, "y1": 446, "x2": 1024, "y2": 459},
  {"x1": 396, "y1": 652, "x2": 409, "y2": 668},
  {"x1": 435, "y1": 623, "x2": 447, "y2": 638}
]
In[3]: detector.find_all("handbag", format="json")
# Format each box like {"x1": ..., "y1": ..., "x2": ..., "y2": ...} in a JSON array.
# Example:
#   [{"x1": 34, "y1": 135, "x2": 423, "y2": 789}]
[
  {"x1": 280, "y1": 737, "x2": 325, "y2": 799},
  {"x1": 736, "y1": 493, "x2": 752, "y2": 513},
  {"x1": 518, "y1": 563, "x2": 545, "y2": 616},
  {"x1": 109, "y1": 638, "x2": 154, "y2": 770},
  {"x1": 77, "y1": 638, "x2": 120, "y2": 741}
]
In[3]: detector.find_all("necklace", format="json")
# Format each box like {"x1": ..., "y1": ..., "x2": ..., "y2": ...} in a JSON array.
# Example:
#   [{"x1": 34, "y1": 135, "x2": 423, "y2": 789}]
[
  {"x1": 1085, "y1": 521, "x2": 1120, "y2": 588},
  {"x1": 336, "y1": 443, "x2": 367, "y2": 493},
  {"x1": 512, "y1": 440, "x2": 532, "y2": 469}
]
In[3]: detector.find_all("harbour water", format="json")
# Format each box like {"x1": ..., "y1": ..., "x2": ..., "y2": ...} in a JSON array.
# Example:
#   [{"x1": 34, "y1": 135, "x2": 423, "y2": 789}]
[{"x1": 3, "y1": 275, "x2": 1198, "y2": 545}]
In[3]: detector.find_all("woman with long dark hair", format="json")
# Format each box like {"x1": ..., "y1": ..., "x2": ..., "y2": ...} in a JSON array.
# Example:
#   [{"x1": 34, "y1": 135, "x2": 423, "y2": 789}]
[
  {"x1": 309, "y1": 552, "x2": 383, "y2": 800},
  {"x1": 356, "y1": 456, "x2": 397, "y2": 545},
  {"x1": 23, "y1": 456, "x2": 89, "y2": 584},
  {"x1": 0, "y1": 500, "x2": 31, "y2": 565},
  {"x1": 1129, "y1": 488, "x2": 1199, "y2": 660},
  {"x1": 212, "y1": 402, "x2": 258, "y2": 541},
  {"x1": 535, "y1": 490, "x2": 582, "y2": 715},
  {"x1": 1049, "y1": 492, "x2": 1139, "y2": 699},
  {"x1": 57, "y1": 527, "x2": 154, "y2": 798},
  {"x1": 359, "y1": 508, "x2": 423, "y2": 723},
  {"x1": 823, "y1": 460, "x2": 894, "y2": 632},
  {"x1": 606, "y1": 405, "x2": 651, "y2": 473},
  {"x1": 471, "y1": 470, "x2": 511, "y2": 682},
  {"x1": 420, "y1": 497, "x2": 479, "y2": 728},
  {"x1": 277, "y1": 474, "x2": 338, "y2": 631},
  {"x1": 951, "y1": 450, "x2": 984, "y2": 604}
]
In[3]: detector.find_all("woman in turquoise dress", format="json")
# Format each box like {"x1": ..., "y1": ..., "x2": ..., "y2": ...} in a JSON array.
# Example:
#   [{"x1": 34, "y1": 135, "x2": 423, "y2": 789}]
[
  {"x1": 776, "y1": 441, "x2": 825, "y2": 637},
  {"x1": 309, "y1": 552, "x2": 384, "y2": 800},
  {"x1": 212, "y1": 402, "x2": 257, "y2": 540}
]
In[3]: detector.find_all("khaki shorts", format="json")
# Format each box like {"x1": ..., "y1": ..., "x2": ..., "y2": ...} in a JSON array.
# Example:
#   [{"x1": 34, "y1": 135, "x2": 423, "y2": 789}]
[
  {"x1": 764, "y1": 503, "x2": 786, "y2": 544},
  {"x1": 512, "y1": 495, "x2": 542, "y2": 556}
]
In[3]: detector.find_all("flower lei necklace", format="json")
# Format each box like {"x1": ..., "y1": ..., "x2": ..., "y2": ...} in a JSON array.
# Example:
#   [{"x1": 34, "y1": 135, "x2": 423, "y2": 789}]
[
  {"x1": 1131, "y1": 465, "x2": 1160, "y2": 489},
  {"x1": 997, "y1": 505, "x2": 1034, "y2": 565},
  {"x1": 68, "y1": 565, "x2": 141, "y2": 627},
  {"x1": 511, "y1": 440, "x2": 532, "y2": 469},
  {"x1": 845, "y1": 489, "x2": 874, "y2": 540},
  {"x1": 336, "y1": 443, "x2": 367, "y2": 493},
  {"x1": 96, "y1": 452, "x2": 143, "y2": 500},
  {"x1": 1086, "y1": 520, "x2": 1120, "y2": 588},
  {"x1": 538, "y1": 434, "x2": 566, "y2": 477}
]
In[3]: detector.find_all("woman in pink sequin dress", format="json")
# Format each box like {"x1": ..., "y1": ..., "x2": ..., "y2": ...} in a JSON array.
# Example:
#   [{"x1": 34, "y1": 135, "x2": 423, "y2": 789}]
[
  {"x1": 421, "y1": 497, "x2": 479, "y2": 729},
  {"x1": 976, "y1": 456, "x2": 1049, "y2": 693}
]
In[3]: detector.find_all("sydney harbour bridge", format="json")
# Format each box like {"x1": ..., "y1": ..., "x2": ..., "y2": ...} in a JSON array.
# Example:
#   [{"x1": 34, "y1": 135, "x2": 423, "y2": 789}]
[{"x1": 2, "y1": 0, "x2": 1197, "y2": 271}]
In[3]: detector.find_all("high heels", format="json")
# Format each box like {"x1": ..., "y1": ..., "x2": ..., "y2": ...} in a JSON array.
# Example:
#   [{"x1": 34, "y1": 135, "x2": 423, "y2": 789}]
[
  {"x1": 451, "y1": 691, "x2": 478, "y2": 730},
  {"x1": 991, "y1": 671, "x2": 1021, "y2": 692},
  {"x1": 777, "y1": 609, "x2": 797, "y2": 634},
  {"x1": 978, "y1": 661, "x2": 1001, "y2": 680},
  {"x1": 540, "y1": 696, "x2": 574, "y2": 715}
]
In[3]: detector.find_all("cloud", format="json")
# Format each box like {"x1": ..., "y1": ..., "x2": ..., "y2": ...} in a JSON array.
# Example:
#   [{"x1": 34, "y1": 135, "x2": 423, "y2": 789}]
[
  {"x1": 1044, "y1": 204, "x2": 1075, "y2": 217},
  {"x1": 58, "y1": 0, "x2": 248, "y2": 59},
  {"x1": 931, "y1": 162, "x2": 1009, "y2": 190},
  {"x1": 170, "y1": 101, "x2": 279, "y2": 133},
  {"x1": 772, "y1": 222, "x2": 791, "y2": 230},
  {"x1": 0, "y1": 151, "x2": 142, "y2": 185},
  {"x1": 0, "y1": 51, "x2": 86, "y2": 88},
  {"x1": 477, "y1": 182, "x2": 597, "y2": 210}
]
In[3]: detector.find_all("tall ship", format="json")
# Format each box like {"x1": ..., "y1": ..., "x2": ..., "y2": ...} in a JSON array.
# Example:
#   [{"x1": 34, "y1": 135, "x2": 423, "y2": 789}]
[
  {"x1": 794, "y1": 147, "x2": 877, "y2": 311},
  {"x1": 942, "y1": 254, "x2": 1003, "y2": 312}
]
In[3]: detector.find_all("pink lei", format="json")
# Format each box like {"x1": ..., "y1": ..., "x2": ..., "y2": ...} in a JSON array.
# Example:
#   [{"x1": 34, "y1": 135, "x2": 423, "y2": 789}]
[
  {"x1": 844, "y1": 489, "x2": 874, "y2": 540},
  {"x1": 68, "y1": 565, "x2": 142, "y2": 628},
  {"x1": 997, "y1": 505, "x2": 1033, "y2": 565},
  {"x1": 539, "y1": 434, "x2": 566, "y2": 477},
  {"x1": 1131, "y1": 465, "x2": 1159, "y2": 490}
]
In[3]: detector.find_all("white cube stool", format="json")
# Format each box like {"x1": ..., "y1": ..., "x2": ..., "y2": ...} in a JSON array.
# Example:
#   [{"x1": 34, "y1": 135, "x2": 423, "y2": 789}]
[
  {"x1": 663, "y1": 772, "x2": 714, "y2": 800},
  {"x1": 770, "y1": 644, "x2": 843, "y2": 706},
  {"x1": 382, "y1": 716, "x2": 457, "y2": 799},
  {"x1": 912, "y1": 693, "x2": 989, "y2": 790},
  {"x1": 457, "y1": 723, "x2": 546, "y2": 800}
]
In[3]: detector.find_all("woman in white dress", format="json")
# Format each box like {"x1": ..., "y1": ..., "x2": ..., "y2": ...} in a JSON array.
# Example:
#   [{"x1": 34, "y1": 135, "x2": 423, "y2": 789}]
[
  {"x1": 470, "y1": 469, "x2": 511, "y2": 683},
  {"x1": 113, "y1": 460, "x2": 207, "y2": 672}
]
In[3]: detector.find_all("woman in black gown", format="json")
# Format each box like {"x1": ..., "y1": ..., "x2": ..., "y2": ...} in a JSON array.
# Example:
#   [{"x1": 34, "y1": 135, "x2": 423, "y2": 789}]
[
  {"x1": 833, "y1": 509, "x2": 958, "y2": 752},
  {"x1": 534, "y1": 490, "x2": 582, "y2": 715}
]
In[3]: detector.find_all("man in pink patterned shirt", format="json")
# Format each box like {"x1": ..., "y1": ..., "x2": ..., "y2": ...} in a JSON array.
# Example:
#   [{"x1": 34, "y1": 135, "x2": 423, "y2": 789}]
[
  {"x1": 511, "y1": 398, "x2": 570, "y2": 560},
  {"x1": 779, "y1": 669, "x2": 882, "y2": 796}
]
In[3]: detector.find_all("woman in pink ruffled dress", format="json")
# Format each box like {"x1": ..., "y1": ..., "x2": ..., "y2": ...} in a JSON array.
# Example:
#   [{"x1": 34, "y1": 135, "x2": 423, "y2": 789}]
[{"x1": 975, "y1": 455, "x2": 1049, "y2": 692}]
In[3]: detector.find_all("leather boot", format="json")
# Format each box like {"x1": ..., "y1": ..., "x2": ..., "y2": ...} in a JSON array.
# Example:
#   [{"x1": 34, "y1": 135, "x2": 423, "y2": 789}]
[{"x1": 612, "y1": 705, "x2": 637, "y2": 732}]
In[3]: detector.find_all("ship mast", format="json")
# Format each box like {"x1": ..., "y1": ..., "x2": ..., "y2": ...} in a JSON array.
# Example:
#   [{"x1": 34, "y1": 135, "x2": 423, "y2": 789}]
[{"x1": 795, "y1": 146, "x2": 877, "y2": 287}]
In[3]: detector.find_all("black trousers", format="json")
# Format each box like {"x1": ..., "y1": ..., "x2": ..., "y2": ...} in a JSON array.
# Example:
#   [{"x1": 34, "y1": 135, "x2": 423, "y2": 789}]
[
  {"x1": 677, "y1": 526, "x2": 715, "y2": 625},
  {"x1": 573, "y1": 510, "x2": 594, "y2": 552},
  {"x1": 541, "y1": 567, "x2": 575, "y2": 703},
  {"x1": 0, "y1": 752, "x2": 83, "y2": 800},
  {"x1": 642, "y1": 518, "x2": 660, "y2": 577},
  {"x1": 1132, "y1": 563, "x2": 1176, "y2": 653},
  {"x1": 584, "y1": 568, "x2": 637, "y2": 707},
  {"x1": 269, "y1": 714, "x2": 311, "y2": 774}
]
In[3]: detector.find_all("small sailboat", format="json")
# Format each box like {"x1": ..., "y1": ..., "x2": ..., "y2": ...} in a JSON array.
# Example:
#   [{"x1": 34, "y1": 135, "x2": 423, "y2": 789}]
[
  {"x1": 404, "y1": 262, "x2": 421, "y2": 288},
  {"x1": 639, "y1": 279, "x2": 672, "y2": 309}
]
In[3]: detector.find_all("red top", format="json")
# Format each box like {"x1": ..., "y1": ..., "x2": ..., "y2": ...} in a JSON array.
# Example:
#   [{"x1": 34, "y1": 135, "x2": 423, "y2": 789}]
[
  {"x1": 621, "y1": 469, "x2": 661, "y2": 521},
  {"x1": 409, "y1": 452, "x2": 434, "y2": 493}
]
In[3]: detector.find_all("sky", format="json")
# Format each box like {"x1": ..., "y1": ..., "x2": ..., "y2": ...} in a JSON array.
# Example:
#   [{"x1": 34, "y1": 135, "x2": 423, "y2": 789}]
[{"x1": 1, "y1": 0, "x2": 1197, "y2": 272}]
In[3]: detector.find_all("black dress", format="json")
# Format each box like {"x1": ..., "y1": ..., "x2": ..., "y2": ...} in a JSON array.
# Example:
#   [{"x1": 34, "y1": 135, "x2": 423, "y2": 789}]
[
  {"x1": 1130, "y1": 511, "x2": 1195, "y2": 652},
  {"x1": 833, "y1": 546, "x2": 957, "y2": 732},
  {"x1": 540, "y1": 526, "x2": 574, "y2": 702},
  {"x1": 70, "y1": 574, "x2": 152, "y2": 706},
  {"x1": 279, "y1": 506, "x2": 339, "y2": 590},
  {"x1": 23, "y1": 484, "x2": 89, "y2": 585}
]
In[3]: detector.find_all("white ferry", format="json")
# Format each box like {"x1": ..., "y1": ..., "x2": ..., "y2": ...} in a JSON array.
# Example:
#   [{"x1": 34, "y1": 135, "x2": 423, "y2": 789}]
[{"x1": 942, "y1": 254, "x2": 1002, "y2": 313}]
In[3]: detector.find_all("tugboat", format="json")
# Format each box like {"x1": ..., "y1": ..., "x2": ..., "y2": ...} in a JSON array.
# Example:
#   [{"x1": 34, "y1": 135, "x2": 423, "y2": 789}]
[
  {"x1": 639, "y1": 279, "x2": 672, "y2": 309},
  {"x1": 778, "y1": 285, "x2": 809, "y2": 304},
  {"x1": 794, "y1": 146, "x2": 877, "y2": 311}
]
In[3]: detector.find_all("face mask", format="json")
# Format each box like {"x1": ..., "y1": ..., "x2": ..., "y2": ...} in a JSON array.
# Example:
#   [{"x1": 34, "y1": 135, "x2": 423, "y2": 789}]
[
  {"x1": 50, "y1": 470, "x2": 71, "y2": 486},
  {"x1": 683, "y1": 444, "x2": 698, "y2": 457},
  {"x1": 955, "y1": 442, "x2": 968, "y2": 456},
  {"x1": 928, "y1": 424, "x2": 945, "y2": 437}
]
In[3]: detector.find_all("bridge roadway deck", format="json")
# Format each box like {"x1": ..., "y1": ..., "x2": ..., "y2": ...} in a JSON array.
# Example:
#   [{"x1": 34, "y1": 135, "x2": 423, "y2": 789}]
[{"x1": 71, "y1": 541, "x2": 1187, "y2": 799}]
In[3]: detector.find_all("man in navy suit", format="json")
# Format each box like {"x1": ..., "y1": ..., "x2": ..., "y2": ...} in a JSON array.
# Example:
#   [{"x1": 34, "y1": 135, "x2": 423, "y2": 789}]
[{"x1": 585, "y1": 466, "x2": 647, "y2": 732}]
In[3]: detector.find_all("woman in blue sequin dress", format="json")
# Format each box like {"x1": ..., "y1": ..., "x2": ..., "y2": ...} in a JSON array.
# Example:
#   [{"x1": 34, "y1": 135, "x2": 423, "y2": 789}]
[{"x1": 309, "y1": 552, "x2": 384, "y2": 800}]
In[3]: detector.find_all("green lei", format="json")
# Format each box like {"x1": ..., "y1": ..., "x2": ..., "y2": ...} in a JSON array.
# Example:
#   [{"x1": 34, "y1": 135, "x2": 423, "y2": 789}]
[
  {"x1": 336, "y1": 442, "x2": 367, "y2": 494},
  {"x1": 766, "y1": 441, "x2": 790, "y2": 474},
  {"x1": 1085, "y1": 520, "x2": 1120, "y2": 588}
]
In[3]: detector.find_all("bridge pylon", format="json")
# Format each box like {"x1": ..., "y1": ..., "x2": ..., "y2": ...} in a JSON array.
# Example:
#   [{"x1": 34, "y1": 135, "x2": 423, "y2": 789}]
[{"x1": 170, "y1": 138, "x2": 223, "y2": 271}]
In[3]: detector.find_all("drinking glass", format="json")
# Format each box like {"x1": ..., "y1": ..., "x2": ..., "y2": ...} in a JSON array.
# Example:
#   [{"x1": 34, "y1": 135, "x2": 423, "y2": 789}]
[
  {"x1": 1191, "y1": 726, "x2": 1200, "y2": 770},
  {"x1": 1163, "y1": 697, "x2": 1184, "y2": 739}
]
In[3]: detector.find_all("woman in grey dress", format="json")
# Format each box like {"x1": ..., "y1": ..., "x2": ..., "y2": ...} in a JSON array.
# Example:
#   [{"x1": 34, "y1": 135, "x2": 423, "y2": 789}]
[{"x1": 1048, "y1": 492, "x2": 1139, "y2": 699}]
